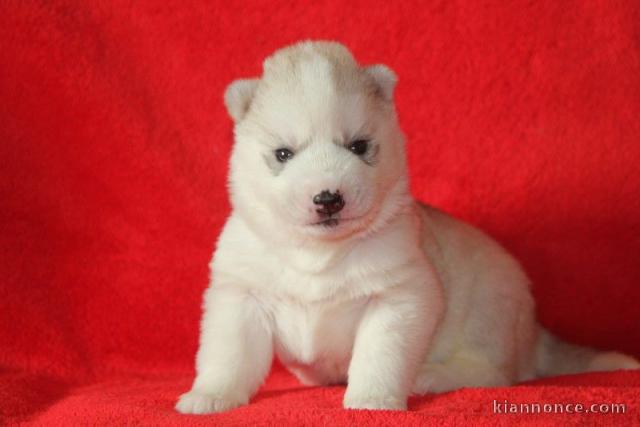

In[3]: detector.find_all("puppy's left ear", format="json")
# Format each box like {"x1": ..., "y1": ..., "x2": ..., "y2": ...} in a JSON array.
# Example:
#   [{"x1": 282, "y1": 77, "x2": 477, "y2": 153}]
[
  {"x1": 224, "y1": 79, "x2": 259, "y2": 122},
  {"x1": 364, "y1": 65, "x2": 397, "y2": 102}
]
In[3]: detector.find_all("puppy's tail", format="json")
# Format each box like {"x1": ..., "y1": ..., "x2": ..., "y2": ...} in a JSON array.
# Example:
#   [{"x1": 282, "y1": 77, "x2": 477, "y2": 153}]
[{"x1": 535, "y1": 327, "x2": 639, "y2": 377}]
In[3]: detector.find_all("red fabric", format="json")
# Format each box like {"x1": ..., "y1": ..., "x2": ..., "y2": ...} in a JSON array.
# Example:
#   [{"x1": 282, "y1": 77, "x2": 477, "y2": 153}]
[{"x1": 1, "y1": 0, "x2": 639, "y2": 425}]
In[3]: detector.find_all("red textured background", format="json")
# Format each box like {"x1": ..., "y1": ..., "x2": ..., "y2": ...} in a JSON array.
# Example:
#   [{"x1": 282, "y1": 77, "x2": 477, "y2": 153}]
[{"x1": 1, "y1": 0, "x2": 639, "y2": 425}]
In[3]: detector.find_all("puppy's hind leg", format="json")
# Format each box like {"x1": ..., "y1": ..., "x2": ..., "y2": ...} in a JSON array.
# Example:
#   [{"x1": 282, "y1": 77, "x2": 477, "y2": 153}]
[{"x1": 412, "y1": 353, "x2": 511, "y2": 394}]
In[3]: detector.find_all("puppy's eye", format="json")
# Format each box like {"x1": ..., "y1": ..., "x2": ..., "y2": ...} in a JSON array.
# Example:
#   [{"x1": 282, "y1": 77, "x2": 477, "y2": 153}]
[
  {"x1": 348, "y1": 139, "x2": 369, "y2": 156},
  {"x1": 274, "y1": 148, "x2": 294, "y2": 162}
]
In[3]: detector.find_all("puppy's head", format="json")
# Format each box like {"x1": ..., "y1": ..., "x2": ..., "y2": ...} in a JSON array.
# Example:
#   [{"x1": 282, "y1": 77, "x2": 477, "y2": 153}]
[{"x1": 225, "y1": 41, "x2": 410, "y2": 242}]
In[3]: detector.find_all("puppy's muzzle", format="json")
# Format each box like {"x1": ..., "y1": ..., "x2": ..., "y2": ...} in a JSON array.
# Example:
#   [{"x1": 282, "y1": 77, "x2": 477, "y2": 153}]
[{"x1": 313, "y1": 190, "x2": 345, "y2": 216}]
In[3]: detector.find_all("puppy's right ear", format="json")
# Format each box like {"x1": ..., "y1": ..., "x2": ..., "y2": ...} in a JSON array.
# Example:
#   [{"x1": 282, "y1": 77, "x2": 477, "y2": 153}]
[{"x1": 224, "y1": 79, "x2": 259, "y2": 123}]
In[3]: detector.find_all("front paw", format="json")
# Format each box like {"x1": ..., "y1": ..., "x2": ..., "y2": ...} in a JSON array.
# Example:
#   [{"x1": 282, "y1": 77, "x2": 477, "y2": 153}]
[
  {"x1": 175, "y1": 390, "x2": 247, "y2": 414},
  {"x1": 343, "y1": 391, "x2": 406, "y2": 411}
]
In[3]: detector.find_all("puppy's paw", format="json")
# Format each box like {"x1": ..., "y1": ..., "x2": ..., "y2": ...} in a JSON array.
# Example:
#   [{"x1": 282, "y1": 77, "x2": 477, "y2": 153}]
[
  {"x1": 343, "y1": 392, "x2": 406, "y2": 411},
  {"x1": 175, "y1": 390, "x2": 246, "y2": 414}
]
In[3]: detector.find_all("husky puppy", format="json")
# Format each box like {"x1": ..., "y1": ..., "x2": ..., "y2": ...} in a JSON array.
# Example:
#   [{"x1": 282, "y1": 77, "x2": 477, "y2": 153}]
[{"x1": 176, "y1": 41, "x2": 639, "y2": 413}]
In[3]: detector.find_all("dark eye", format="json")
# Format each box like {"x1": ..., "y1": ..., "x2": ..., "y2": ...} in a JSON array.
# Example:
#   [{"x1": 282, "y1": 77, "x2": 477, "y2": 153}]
[
  {"x1": 348, "y1": 139, "x2": 369, "y2": 156},
  {"x1": 274, "y1": 148, "x2": 294, "y2": 162}
]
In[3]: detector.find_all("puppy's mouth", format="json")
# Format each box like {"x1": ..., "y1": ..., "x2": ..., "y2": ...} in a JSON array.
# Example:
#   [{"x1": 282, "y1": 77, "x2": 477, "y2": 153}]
[
  {"x1": 314, "y1": 217, "x2": 340, "y2": 227},
  {"x1": 310, "y1": 215, "x2": 361, "y2": 228}
]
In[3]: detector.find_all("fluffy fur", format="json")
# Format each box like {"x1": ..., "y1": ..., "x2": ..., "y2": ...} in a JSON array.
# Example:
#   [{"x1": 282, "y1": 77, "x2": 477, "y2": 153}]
[{"x1": 176, "y1": 41, "x2": 639, "y2": 414}]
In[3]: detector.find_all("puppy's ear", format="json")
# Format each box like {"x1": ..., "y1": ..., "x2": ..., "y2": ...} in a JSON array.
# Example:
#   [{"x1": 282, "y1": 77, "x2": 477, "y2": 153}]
[
  {"x1": 364, "y1": 65, "x2": 397, "y2": 102},
  {"x1": 224, "y1": 79, "x2": 259, "y2": 122}
]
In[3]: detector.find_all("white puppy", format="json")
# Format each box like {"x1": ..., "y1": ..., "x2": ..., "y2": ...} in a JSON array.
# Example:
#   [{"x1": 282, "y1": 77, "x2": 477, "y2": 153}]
[{"x1": 176, "y1": 41, "x2": 639, "y2": 413}]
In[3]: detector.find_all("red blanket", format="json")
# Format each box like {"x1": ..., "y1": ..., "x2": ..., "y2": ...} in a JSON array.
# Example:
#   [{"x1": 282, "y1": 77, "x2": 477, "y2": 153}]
[{"x1": 1, "y1": 0, "x2": 639, "y2": 425}]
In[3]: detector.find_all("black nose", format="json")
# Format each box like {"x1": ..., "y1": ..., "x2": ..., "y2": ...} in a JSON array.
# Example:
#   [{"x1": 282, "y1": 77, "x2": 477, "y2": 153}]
[{"x1": 313, "y1": 190, "x2": 345, "y2": 215}]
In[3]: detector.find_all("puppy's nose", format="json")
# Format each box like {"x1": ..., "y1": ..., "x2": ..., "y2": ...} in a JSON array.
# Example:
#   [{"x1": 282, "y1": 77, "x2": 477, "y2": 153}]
[{"x1": 313, "y1": 190, "x2": 345, "y2": 215}]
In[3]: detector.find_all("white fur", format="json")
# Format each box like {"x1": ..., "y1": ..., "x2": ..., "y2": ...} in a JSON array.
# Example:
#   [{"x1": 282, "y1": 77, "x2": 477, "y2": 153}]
[{"x1": 176, "y1": 41, "x2": 638, "y2": 414}]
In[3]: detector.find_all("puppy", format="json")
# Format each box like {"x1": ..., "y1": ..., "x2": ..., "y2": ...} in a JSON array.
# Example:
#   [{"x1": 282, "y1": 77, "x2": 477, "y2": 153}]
[{"x1": 176, "y1": 41, "x2": 639, "y2": 413}]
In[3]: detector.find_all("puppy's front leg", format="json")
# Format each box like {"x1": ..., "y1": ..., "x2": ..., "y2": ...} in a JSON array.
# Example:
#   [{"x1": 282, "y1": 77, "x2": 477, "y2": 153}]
[
  {"x1": 176, "y1": 285, "x2": 272, "y2": 414},
  {"x1": 344, "y1": 277, "x2": 442, "y2": 410}
]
